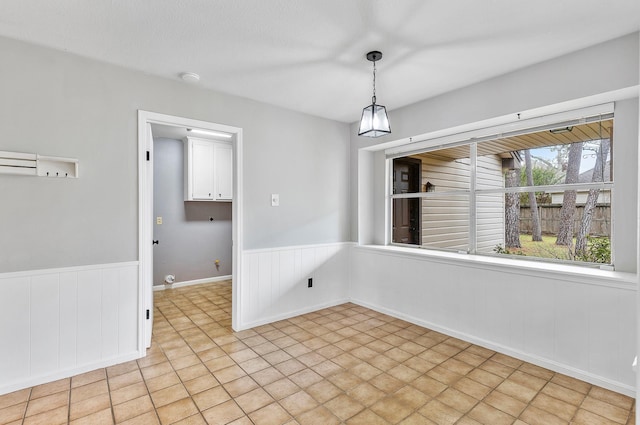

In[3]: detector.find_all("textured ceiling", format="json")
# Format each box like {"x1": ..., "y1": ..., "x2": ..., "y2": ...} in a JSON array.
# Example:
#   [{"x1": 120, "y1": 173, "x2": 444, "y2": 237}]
[{"x1": 0, "y1": 1, "x2": 638, "y2": 123}]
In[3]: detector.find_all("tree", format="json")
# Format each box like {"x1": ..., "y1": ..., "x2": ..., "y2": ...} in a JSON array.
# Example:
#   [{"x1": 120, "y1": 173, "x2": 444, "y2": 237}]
[
  {"x1": 575, "y1": 139, "x2": 610, "y2": 256},
  {"x1": 504, "y1": 167, "x2": 521, "y2": 248},
  {"x1": 524, "y1": 150, "x2": 542, "y2": 241},
  {"x1": 556, "y1": 142, "x2": 583, "y2": 246},
  {"x1": 519, "y1": 160, "x2": 562, "y2": 206}
]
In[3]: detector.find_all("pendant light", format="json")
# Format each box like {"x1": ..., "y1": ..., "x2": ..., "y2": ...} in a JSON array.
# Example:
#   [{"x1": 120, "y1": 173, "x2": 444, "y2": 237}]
[{"x1": 358, "y1": 51, "x2": 391, "y2": 137}]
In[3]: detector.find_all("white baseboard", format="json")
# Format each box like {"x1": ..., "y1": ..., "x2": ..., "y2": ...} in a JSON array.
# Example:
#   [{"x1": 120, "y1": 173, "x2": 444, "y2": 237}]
[
  {"x1": 237, "y1": 298, "x2": 349, "y2": 331},
  {"x1": 0, "y1": 351, "x2": 142, "y2": 396},
  {"x1": 350, "y1": 297, "x2": 635, "y2": 397},
  {"x1": 153, "y1": 275, "x2": 232, "y2": 291}
]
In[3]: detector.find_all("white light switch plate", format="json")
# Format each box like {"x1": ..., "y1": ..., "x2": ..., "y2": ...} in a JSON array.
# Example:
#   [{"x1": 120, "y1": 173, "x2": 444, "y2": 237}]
[{"x1": 271, "y1": 194, "x2": 279, "y2": 207}]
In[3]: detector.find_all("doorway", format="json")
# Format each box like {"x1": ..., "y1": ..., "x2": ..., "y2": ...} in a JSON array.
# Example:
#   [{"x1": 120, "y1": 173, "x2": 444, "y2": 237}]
[
  {"x1": 138, "y1": 111, "x2": 244, "y2": 355},
  {"x1": 392, "y1": 157, "x2": 421, "y2": 245}
]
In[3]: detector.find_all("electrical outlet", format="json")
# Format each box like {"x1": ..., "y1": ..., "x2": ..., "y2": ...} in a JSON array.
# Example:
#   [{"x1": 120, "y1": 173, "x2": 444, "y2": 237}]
[
  {"x1": 308, "y1": 278, "x2": 313, "y2": 288},
  {"x1": 156, "y1": 216, "x2": 163, "y2": 225}
]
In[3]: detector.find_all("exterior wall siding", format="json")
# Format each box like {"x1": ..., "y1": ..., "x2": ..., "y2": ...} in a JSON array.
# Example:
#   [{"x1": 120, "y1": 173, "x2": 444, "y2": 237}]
[{"x1": 411, "y1": 153, "x2": 504, "y2": 252}]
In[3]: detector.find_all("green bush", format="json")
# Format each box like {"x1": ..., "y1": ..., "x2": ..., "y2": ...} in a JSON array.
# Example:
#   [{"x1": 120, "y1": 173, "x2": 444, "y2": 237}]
[
  {"x1": 576, "y1": 236, "x2": 611, "y2": 264},
  {"x1": 493, "y1": 244, "x2": 526, "y2": 256}
]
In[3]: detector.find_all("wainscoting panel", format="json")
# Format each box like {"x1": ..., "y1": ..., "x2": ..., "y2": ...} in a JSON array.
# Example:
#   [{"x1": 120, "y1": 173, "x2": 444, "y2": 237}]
[
  {"x1": 350, "y1": 246, "x2": 637, "y2": 396},
  {"x1": 0, "y1": 262, "x2": 140, "y2": 395},
  {"x1": 239, "y1": 243, "x2": 351, "y2": 330}
]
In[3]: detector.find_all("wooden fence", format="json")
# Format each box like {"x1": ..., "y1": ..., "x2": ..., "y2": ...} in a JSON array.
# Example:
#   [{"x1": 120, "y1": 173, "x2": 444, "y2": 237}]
[{"x1": 519, "y1": 205, "x2": 610, "y2": 236}]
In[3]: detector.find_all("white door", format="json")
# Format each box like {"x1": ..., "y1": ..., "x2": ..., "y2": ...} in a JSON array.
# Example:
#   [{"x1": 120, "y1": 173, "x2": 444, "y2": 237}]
[{"x1": 143, "y1": 123, "x2": 154, "y2": 348}]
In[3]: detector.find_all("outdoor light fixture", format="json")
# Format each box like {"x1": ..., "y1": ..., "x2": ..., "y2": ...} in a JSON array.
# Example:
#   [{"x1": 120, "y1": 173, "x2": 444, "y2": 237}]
[
  {"x1": 358, "y1": 51, "x2": 391, "y2": 137},
  {"x1": 549, "y1": 126, "x2": 574, "y2": 134}
]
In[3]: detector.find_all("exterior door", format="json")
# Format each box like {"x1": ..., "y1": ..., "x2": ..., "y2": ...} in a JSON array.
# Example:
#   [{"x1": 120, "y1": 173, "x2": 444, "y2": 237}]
[{"x1": 393, "y1": 158, "x2": 421, "y2": 244}]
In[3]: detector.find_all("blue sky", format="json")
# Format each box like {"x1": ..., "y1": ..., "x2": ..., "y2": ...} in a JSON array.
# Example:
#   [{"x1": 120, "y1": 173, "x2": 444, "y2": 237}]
[{"x1": 528, "y1": 143, "x2": 605, "y2": 173}]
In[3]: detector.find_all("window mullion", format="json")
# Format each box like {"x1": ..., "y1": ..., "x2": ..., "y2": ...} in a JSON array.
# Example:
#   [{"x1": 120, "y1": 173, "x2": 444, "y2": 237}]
[
  {"x1": 475, "y1": 182, "x2": 614, "y2": 195},
  {"x1": 470, "y1": 142, "x2": 477, "y2": 254}
]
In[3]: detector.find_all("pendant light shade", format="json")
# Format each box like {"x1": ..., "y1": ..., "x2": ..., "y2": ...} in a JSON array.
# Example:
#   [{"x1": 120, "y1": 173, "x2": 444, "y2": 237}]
[
  {"x1": 359, "y1": 103, "x2": 390, "y2": 137},
  {"x1": 358, "y1": 51, "x2": 391, "y2": 137}
]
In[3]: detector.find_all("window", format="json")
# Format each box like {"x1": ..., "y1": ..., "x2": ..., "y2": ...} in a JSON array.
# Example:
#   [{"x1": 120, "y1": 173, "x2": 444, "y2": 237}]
[{"x1": 389, "y1": 112, "x2": 614, "y2": 266}]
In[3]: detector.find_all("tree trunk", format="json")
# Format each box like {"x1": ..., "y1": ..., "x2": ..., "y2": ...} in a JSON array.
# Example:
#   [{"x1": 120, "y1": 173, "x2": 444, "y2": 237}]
[
  {"x1": 524, "y1": 150, "x2": 542, "y2": 241},
  {"x1": 575, "y1": 139, "x2": 610, "y2": 255},
  {"x1": 556, "y1": 142, "x2": 583, "y2": 246},
  {"x1": 504, "y1": 168, "x2": 521, "y2": 248}
]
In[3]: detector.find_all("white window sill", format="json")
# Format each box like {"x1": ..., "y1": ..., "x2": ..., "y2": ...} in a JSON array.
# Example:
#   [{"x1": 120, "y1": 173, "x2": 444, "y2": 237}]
[{"x1": 354, "y1": 244, "x2": 637, "y2": 289}]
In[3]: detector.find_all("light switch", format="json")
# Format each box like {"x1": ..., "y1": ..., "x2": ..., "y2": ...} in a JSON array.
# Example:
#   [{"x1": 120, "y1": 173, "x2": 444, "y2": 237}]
[
  {"x1": 271, "y1": 194, "x2": 280, "y2": 207},
  {"x1": 156, "y1": 216, "x2": 163, "y2": 225}
]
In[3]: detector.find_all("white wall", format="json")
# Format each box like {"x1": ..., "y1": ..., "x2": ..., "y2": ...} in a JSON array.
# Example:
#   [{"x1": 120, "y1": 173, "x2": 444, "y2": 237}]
[
  {"x1": 0, "y1": 262, "x2": 139, "y2": 395},
  {"x1": 239, "y1": 242, "x2": 351, "y2": 330},
  {"x1": 0, "y1": 35, "x2": 350, "y2": 274}
]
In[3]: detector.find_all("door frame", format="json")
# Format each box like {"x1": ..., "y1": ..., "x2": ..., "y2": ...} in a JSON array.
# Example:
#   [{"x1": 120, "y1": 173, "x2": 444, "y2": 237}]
[
  {"x1": 137, "y1": 110, "x2": 244, "y2": 355},
  {"x1": 391, "y1": 157, "x2": 422, "y2": 245}
]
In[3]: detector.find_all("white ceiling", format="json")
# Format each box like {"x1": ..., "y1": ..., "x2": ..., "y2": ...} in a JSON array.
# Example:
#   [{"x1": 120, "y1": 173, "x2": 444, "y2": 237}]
[{"x1": 1, "y1": 1, "x2": 638, "y2": 123}]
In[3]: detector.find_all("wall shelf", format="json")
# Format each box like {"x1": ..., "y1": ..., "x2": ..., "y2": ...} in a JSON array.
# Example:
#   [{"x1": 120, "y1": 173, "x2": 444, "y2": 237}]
[{"x1": 0, "y1": 151, "x2": 78, "y2": 178}]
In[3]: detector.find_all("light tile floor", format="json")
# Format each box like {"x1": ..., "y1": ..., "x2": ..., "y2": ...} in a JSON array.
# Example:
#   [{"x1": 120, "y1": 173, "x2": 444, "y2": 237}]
[{"x1": 0, "y1": 281, "x2": 635, "y2": 425}]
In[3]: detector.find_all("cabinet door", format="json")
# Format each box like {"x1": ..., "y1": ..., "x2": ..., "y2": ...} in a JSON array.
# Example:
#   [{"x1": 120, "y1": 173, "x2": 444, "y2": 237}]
[
  {"x1": 214, "y1": 143, "x2": 233, "y2": 200},
  {"x1": 191, "y1": 140, "x2": 215, "y2": 200}
]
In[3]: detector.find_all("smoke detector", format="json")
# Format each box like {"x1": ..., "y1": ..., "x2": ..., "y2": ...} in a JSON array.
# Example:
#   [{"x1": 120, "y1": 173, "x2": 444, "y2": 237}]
[{"x1": 180, "y1": 72, "x2": 200, "y2": 83}]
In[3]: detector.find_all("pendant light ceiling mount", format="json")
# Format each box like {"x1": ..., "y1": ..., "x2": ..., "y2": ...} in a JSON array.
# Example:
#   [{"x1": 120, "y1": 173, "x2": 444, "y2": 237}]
[
  {"x1": 358, "y1": 50, "x2": 391, "y2": 138},
  {"x1": 366, "y1": 51, "x2": 383, "y2": 62}
]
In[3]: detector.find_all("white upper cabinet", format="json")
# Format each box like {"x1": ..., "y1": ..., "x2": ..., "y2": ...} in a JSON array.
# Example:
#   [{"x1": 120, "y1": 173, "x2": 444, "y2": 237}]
[
  {"x1": 184, "y1": 137, "x2": 233, "y2": 202},
  {"x1": 214, "y1": 143, "x2": 233, "y2": 201}
]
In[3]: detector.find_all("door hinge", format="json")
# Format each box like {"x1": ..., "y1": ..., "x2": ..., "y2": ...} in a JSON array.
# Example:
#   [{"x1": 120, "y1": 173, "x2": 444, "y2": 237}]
[
  {"x1": 146, "y1": 151, "x2": 150, "y2": 161},
  {"x1": 146, "y1": 309, "x2": 150, "y2": 320}
]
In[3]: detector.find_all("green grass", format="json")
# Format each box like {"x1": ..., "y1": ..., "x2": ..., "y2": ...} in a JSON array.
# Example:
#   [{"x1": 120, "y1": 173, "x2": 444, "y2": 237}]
[{"x1": 509, "y1": 235, "x2": 574, "y2": 260}]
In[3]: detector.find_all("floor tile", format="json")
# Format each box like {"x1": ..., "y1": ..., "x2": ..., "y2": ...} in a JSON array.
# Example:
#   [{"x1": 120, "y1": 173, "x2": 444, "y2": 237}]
[
  {"x1": 345, "y1": 408, "x2": 390, "y2": 425},
  {"x1": 234, "y1": 387, "x2": 274, "y2": 413},
  {"x1": 0, "y1": 389, "x2": 30, "y2": 410},
  {"x1": 263, "y1": 378, "x2": 301, "y2": 400},
  {"x1": 69, "y1": 407, "x2": 113, "y2": 425},
  {"x1": 323, "y1": 393, "x2": 365, "y2": 421},
  {"x1": 370, "y1": 395, "x2": 414, "y2": 423},
  {"x1": 280, "y1": 390, "x2": 319, "y2": 416},
  {"x1": 150, "y1": 383, "x2": 189, "y2": 408},
  {"x1": 519, "y1": 405, "x2": 570, "y2": 425},
  {"x1": 157, "y1": 398, "x2": 199, "y2": 425},
  {"x1": 113, "y1": 394, "x2": 154, "y2": 423},
  {"x1": 202, "y1": 400, "x2": 245, "y2": 425},
  {"x1": 531, "y1": 392, "x2": 577, "y2": 421},
  {"x1": 69, "y1": 393, "x2": 110, "y2": 421},
  {"x1": 25, "y1": 391, "x2": 69, "y2": 417},
  {"x1": 483, "y1": 389, "x2": 527, "y2": 417},
  {"x1": 70, "y1": 379, "x2": 108, "y2": 404},
  {"x1": 249, "y1": 402, "x2": 292, "y2": 425}
]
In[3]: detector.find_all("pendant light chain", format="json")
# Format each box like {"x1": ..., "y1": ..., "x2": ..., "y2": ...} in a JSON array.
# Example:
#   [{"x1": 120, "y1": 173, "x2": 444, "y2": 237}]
[{"x1": 372, "y1": 60, "x2": 377, "y2": 104}]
